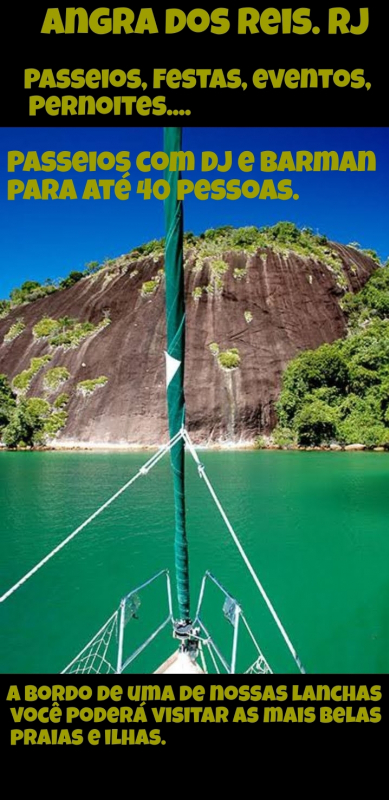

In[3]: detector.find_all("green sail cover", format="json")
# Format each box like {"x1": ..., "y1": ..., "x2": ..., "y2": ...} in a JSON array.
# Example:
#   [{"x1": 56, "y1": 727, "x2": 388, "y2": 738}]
[{"x1": 163, "y1": 127, "x2": 190, "y2": 622}]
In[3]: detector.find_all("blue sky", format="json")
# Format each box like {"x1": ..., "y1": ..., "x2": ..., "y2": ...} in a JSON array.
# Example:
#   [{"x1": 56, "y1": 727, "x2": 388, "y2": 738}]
[{"x1": 1, "y1": 126, "x2": 388, "y2": 298}]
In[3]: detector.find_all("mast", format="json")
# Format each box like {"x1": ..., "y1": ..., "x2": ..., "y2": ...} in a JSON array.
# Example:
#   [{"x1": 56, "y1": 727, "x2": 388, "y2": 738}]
[{"x1": 163, "y1": 127, "x2": 190, "y2": 624}]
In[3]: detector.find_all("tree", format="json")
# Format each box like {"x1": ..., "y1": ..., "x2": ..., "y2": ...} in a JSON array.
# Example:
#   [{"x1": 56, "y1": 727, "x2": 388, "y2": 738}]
[
  {"x1": 59, "y1": 271, "x2": 84, "y2": 289},
  {"x1": 0, "y1": 299, "x2": 11, "y2": 316},
  {"x1": 294, "y1": 400, "x2": 339, "y2": 446},
  {"x1": 2, "y1": 399, "x2": 45, "y2": 448},
  {"x1": 0, "y1": 374, "x2": 16, "y2": 429},
  {"x1": 274, "y1": 264, "x2": 389, "y2": 448},
  {"x1": 282, "y1": 344, "x2": 349, "y2": 399},
  {"x1": 10, "y1": 280, "x2": 42, "y2": 305},
  {"x1": 57, "y1": 316, "x2": 77, "y2": 332},
  {"x1": 83, "y1": 261, "x2": 100, "y2": 275}
]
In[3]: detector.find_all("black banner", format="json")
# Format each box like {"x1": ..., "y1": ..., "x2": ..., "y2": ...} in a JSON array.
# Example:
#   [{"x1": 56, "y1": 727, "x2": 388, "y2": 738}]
[
  {"x1": 1, "y1": 3, "x2": 387, "y2": 127},
  {"x1": 1, "y1": 674, "x2": 387, "y2": 756}
]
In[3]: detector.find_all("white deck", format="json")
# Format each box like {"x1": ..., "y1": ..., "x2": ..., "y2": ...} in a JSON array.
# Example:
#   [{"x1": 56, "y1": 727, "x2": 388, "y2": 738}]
[{"x1": 154, "y1": 650, "x2": 204, "y2": 674}]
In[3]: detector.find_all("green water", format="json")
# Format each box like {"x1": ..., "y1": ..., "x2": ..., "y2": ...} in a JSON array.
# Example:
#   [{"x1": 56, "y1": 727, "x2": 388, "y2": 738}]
[{"x1": 0, "y1": 450, "x2": 388, "y2": 674}]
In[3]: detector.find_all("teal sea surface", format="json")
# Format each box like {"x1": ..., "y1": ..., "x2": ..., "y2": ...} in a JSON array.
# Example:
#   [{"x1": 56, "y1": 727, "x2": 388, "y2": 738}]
[{"x1": 0, "y1": 450, "x2": 388, "y2": 674}]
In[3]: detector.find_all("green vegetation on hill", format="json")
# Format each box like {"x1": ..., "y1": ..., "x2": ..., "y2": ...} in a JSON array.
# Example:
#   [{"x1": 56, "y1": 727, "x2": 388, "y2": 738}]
[
  {"x1": 3, "y1": 319, "x2": 25, "y2": 342},
  {"x1": 0, "y1": 374, "x2": 16, "y2": 429},
  {"x1": 12, "y1": 356, "x2": 52, "y2": 394},
  {"x1": 132, "y1": 222, "x2": 350, "y2": 281},
  {"x1": 0, "y1": 261, "x2": 103, "y2": 317},
  {"x1": 274, "y1": 264, "x2": 389, "y2": 448},
  {"x1": 77, "y1": 376, "x2": 108, "y2": 395},
  {"x1": 218, "y1": 348, "x2": 241, "y2": 370},
  {"x1": 33, "y1": 315, "x2": 110, "y2": 348},
  {"x1": 33, "y1": 317, "x2": 65, "y2": 339},
  {"x1": 1, "y1": 223, "x2": 382, "y2": 318},
  {"x1": 53, "y1": 392, "x2": 69, "y2": 409},
  {"x1": 0, "y1": 372, "x2": 69, "y2": 447},
  {"x1": 43, "y1": 367, "x2": 70, "y2": 391},
  {"x1": 0, "y1": 367, "x2": 107, "y2": 446},
  {"x1": 341, "y1": 263, "x2": 389, "y2": 325},
  {"x1": 141, "y1": 279, "x2": 159, "y2": 296},
  {"x1": 49, "y1": 319, "x2": 108, "y2": 348},
  {"x1": 2, "y1": 398, "x2": 46, "y2": 448},
  {"x1": 9, "y1": 280, "x2": 57, "y2": 307},
  {"x1": 43, "y1": 410, "x2": 68, "y2": 438}
]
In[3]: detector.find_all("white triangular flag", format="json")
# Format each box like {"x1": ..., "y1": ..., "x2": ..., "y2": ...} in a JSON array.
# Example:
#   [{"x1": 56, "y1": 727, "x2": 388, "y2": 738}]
[{"x1": 165, "y1": 351, "x2": 181, "y2": 387}]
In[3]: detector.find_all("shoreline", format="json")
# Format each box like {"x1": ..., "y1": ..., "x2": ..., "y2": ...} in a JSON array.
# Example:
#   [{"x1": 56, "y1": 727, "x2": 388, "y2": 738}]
[{"x1": 1, "y1": 440, "x2": 388, "y2": 453}]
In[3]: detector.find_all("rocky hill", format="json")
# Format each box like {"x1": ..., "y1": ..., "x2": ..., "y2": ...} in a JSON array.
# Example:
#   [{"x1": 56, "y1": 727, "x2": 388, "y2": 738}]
[{"x1": 0, "y1": 224, "x2": 379, "y2": 446}]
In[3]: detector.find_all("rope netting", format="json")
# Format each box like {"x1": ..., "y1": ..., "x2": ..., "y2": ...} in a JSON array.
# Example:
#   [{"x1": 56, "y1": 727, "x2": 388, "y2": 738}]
[
  {"x1": 62, "y1": 570, "x2": 173, "y2": 675},
  {"x1": 61, "y1": 612, "x2": 118, "y2": 675}
]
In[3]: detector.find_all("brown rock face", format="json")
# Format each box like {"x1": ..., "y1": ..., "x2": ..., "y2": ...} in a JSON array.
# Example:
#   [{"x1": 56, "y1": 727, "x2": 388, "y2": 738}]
[{"x1": 0, "y1": 243, "x2": 377, "y2": 446}]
